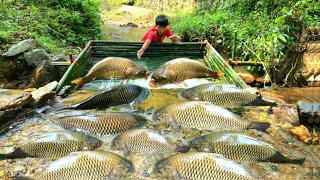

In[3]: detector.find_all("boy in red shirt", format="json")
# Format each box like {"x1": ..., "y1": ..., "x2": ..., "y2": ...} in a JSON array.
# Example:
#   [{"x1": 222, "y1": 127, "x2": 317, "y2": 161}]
[{"x1": 137, "y1": 14, "x2": 180, "y2": 59}]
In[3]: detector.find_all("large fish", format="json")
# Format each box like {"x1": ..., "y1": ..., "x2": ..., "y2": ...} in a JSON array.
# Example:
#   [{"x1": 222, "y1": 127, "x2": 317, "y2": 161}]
[
  {"x1": 72, "y1": 57, "x2": 148, "y2": 89},
  {"x1": 111, "y1": 129, "x2": 189, "y2": 155},
  {"x1": 49, "y1": 112, "x2": 147, "y2": 136},
  {"x1": 59, "y1": 84, "x2": 149, "y2": 110},
  {"x1": 153, "y1": 101, "x2": 270, "y2": 131},
  {"x1": 150, "y1": 58, "x2": 223, "y2": 87},
  {"x1": 180, "y1": 83, "x2": 276, "y2": 108},
  {"x1": 152, "y1": 152, "x2": 256, "y2": 179},
  {"x1": 33, "y1": 151, "x2": 134, "y2": 180},
  {"x1": 0, "y1": 131, "x2": 101, "y2": 160},
  {"x1": 190, "y1": 132, "x2": 305, "y2": 164}
]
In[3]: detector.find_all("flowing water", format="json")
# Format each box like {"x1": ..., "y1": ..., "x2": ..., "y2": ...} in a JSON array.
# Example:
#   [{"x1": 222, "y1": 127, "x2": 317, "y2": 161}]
[{"x1": 0, "y1": 10, "x2": 319, "y2": 180}]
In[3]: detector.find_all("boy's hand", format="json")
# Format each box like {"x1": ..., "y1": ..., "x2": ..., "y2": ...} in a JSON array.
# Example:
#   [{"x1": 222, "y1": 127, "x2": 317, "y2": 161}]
[
  {"x1": 137, "y1": 49, "x2": 144, "y2": 59},
  {"x1": 169, "y1": 35, "x2": 181, "y2": 42}
]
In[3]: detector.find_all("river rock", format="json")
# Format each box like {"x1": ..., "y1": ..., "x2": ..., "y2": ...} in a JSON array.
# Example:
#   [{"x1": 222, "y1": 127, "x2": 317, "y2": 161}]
[
  {"x1": 24, "y1": 49, "x2": 49, "y2": 66},
  {"x1": 2, "y1": 39, "x2": 36, "y2": 57},
  {"x1": 30, "y1": 81, "x2": 58, "y2": 106},
  {"x1": 50, "y1": 55, "x2": 67, "y2": 62},
  {"x1": 272, "y1": 104, "x2": 300, "y2": 125},
  {"x1": 0, "y1": 107, "x2": 23, "y2": 127},
  {"x1": 290, "y1": 125, "x2": 312, "y2": 143},
  {"x1": 238, "y1": 72, "x2": 255, "y2": 84},
  {"x1": 0, "y1": 93, "x2": 33, "y2": 111}
]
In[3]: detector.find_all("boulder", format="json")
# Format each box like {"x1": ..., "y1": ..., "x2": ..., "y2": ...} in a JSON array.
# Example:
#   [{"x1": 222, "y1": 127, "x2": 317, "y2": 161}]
[
  {"x1": 2, "y1": 39, "x2": 36, "y2": 57},
  {"x1": 24, "y1": 49, "x2": 49, "y2": 66},
  {"x1": 27, "y1": 60, "x2": 55, "y2": 88}
]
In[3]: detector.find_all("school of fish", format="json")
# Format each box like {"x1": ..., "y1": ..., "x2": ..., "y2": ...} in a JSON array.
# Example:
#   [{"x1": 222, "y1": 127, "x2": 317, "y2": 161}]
[{"x1": 1, "y1": 56, "x2": 307, "y2": 180}]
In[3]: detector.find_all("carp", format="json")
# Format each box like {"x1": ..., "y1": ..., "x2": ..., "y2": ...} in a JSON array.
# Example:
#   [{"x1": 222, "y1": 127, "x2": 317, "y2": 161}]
[
  {"x1": 180, "y1": 83, "x2": 276, "y2": 108},
  {"x1": 33, "y1": 151, "x2": 134, "y2": 180},
  {"x1": 49, "y1": 112, "x2": 147, "y2": 136},
  {"x1": 0, "y1": 131, "x2": 101, "y2": 160},
  {"x1": 72, "y1": 57, "x2": 148, "y2": 89},
  {"x1": 111, "y1": 129, "x2": 189, "y2": 155},
  {"x1": 58, "y1": 84, "x2": 149, "y2": 110},
  {"x1": 150, "y1": 58, "x2": 223, "y2": 87},
  {"x1": 190, "y1": 132, "x2": 305, "y2": 164},
  {"x1": 153, "y1": 101, "x2": 270, "y2": 131},
  {"x1": 153, "y1": 152, "x2": 256, "y2": 179}
]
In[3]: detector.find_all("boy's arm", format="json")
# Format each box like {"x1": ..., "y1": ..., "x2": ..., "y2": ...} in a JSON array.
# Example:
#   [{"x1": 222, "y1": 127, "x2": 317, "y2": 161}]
[{"x1": 137, "y1": 39, "x2": 151, "y2": 59}]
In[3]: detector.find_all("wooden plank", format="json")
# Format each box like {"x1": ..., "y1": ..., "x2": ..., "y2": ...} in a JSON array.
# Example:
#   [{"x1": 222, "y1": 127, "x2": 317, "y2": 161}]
[{"x1": 52, "y1": 61, "x2": 71, "y2": 66}]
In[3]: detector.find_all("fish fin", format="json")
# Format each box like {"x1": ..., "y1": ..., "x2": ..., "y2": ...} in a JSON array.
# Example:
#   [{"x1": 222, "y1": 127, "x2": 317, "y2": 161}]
[
  {"x1": 72, "y1": 76, "x2": 91, "y2": 90},
  {"x1": 123, "y1": 149, "x2": 131, "y2": 157},
  {"x1": 217, "y1": 71, "x2": 225, "y2": 77},
  {"x1": 175, "y1": 145, "x2": 191, "y2": 153},
  {"x1": 122, "y1": 79, "x2": 129, "y2": 84},
  {"x1": 13, "y1": 176, "x2": 34, "y2": 180},
  {"x1": 37, "y1": 112, "x2": 61, "y2": 124},
  {"x1": 71, "y1": 77, "x2": 83, "y2": 84},
  {"x1": 250, "y1": 122, "x2": 270, "y2": 132}
]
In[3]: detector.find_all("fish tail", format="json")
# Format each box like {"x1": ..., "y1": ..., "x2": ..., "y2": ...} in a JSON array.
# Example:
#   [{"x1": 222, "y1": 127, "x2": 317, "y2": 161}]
[
  {"x1": 0, "y1": 153, "x2": 13, "y2": 160},
  {"x1": 250, "y1": 122, "x2": 270, "y2": 132},
  {"x1": 175, "y1": 145, "x2": 191, "y2": 153},
  {"x1": 272, "y1": 152, "x2": 306, "y2": 164},
  {"x1": 284, "y1": 158, "x2": 306, "y2": 165}
]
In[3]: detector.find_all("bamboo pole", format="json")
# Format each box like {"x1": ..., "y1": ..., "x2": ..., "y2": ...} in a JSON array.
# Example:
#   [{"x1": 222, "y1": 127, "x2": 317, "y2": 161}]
[
  {"x1": 56, "y1": 41, "x2": 92, "y2": 92},
  {"x1": 204, "y1": 42, "x2": 250, "y2": 88}
]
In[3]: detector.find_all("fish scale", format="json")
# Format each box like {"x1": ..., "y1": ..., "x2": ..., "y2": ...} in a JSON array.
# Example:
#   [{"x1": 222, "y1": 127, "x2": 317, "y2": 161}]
[
  {"x1": 151, "y1": 58, "x2": 220, "y2": 85},
  {"x1": 0, "y1": 131, "x2": 101, "y2": 159},
  {"x1": 190, "y1": 133, "x2": 305, "y2": 164},
  {"x1": 111, "y1": 129, "x2": 175, "y2": 154},
  {"x1": 34, "y1": 151, "x2": 134, "y2": 180},
  {"x1": 180, "y1": 83, "x2": 275, "y2": 108},
  {"x1": 51, "y1": 112, "x2": 147, "y2": 136},
  {"x1": 68, "y1": 84, "x2": 148, "y2": 110},
  {"x1": 73, "y1": 57, "x2": 148, "y2": 89},
  {"x1": 153, "y1": 101, "x2": 259, "y2": 131},
  {"x1": 153, "y1": 152, "x2": 255, "y2": 179}
]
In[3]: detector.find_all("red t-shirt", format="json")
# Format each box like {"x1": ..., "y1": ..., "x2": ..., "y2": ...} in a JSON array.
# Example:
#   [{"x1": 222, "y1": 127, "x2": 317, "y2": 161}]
[{"x1": 141, "y1": 26, "x2": 173, "y2": 42}]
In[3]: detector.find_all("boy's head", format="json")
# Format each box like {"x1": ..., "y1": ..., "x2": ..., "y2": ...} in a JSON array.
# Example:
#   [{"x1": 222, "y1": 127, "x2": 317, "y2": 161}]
[
  {"x1": 155, "y1": 14, "x2": 169, "y2": 35},
  {"x1": 155, "y1": 14, "x2": 169, "y2": 27}
]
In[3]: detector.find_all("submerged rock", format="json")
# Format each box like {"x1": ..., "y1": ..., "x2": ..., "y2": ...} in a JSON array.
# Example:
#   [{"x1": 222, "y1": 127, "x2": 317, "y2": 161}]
[
  {"x1": 30, "y1": 81, "x2": 58, "y2": 106},
  {"x1": 290, "y1": 125, "x2": 312, "y2": 143},
  {"x1": 272, "y1": 104, "x2": 300, "y2": 126},
  {"x1": 2, "y1": 39, "x2": 36, "y2": 57}
]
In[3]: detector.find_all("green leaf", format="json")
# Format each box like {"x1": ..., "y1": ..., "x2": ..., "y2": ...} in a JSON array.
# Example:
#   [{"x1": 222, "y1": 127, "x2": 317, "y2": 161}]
[{"x1": 277, "y1": 34, "x2": 287, "y2": 43}]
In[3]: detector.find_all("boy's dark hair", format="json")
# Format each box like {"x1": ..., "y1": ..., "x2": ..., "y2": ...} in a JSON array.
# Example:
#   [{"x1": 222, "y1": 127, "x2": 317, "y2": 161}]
[{"x1": 155, "y1": 14, "x2": 169, "y2": 27}]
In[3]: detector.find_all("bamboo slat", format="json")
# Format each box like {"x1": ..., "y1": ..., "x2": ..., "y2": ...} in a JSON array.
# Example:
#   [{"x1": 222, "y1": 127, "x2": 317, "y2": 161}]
[{"x1": 55, "y1": 40, "x2": 248, "y2": 92}]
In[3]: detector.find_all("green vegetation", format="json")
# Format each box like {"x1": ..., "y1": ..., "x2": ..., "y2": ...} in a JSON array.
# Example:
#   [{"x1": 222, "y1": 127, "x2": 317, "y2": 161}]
[
  {"x1": 171, "y1": 0, "x2": 320, "y2": 74},
  {"x1": 0, "y1": 0, "x2": 101, "y2": 54}
]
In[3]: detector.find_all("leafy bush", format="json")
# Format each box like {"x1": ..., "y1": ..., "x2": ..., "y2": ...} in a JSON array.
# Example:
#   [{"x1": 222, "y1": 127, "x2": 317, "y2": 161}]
[
  {"x1": 0, "y1": 0, "x2": 101, "y2": 53},
  {"x1": 172, "y1": 0, "x2": 320, "y2": 74}
]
